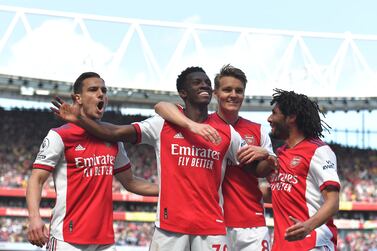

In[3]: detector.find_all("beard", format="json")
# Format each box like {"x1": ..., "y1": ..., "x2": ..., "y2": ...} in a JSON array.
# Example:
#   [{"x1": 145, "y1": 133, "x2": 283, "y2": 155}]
[{"x1": 270, "y1": 122, "x2": 289, "y2": 140}]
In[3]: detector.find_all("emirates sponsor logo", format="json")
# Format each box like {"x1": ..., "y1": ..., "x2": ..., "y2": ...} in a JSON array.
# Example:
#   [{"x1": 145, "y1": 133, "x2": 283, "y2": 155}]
[
  {"x1": 75, "y1": 154, "x2": 115, "y2": 177},
  {"x1": 171, "y1": 144, "x2": 220, "y2": 170},
  {"x1": 75, "y1": 154, "x2": 115, "y2": 168},
  {"x1": 268, "y1": 171, "x2": 299, "y2": 192},
  {"x1": 75, "y1": 144, "x2": 86, "y2": 151}
]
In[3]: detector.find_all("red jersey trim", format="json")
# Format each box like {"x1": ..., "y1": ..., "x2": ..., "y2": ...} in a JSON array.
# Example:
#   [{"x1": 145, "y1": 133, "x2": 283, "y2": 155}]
[
  {"x1": 320, "y1": 181, "x2": 340, "y2": 191},
  {"x1": 33, "y1": 164, "x2": 53, "y2": 172},
  {"x1": 132, "y1": 124, "x2": 142, "y2": 144},
  {"x1": 329, "y1": 221, "x2": 338, "y2": 246},
  {"x1": 114, "y1": 163, "x2": 131, "y2": 174}
]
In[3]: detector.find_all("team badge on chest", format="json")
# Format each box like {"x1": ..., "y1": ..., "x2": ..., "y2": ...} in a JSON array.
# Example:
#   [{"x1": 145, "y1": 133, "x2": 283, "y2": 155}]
[
  {"x1": 244, "y1": 135, "x2": 255, "y2": 145},
  {"x1": 290, "y1": 156, "x2": 302, "y2": 167}
]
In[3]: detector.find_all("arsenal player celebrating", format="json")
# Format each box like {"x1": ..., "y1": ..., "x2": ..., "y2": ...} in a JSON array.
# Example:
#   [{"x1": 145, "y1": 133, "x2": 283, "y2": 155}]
[
  {"x1": 267, "y1": 89, "x2": 340, "y2": 251},
  {"x1": 27, "y1": 72, "x2": 158, "y2": 251}
]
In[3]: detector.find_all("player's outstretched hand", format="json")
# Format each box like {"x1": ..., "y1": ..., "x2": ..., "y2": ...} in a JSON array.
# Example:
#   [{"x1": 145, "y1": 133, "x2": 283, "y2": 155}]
[
  {"x1": 284, "y1": 216, "x2": 312, "y2": 241},
  {"x1": 27, "y1": 217, "x2": 49, "y2": 248},
  {"x1": 188, "y1": 122, "x2": 221, "y2": 145},
  {"x1": 237, "y1": 145, "x2": 269, "y2": 164},
  {"x1": 51, "y1": 96, "x2": 81, "y2": 124}
]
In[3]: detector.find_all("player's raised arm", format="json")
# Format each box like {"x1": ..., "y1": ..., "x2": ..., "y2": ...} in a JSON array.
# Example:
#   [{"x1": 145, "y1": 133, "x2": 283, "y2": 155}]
[
  {"x1": 154, "y1": 101, "x2": 220, "y2": 144},
  {"x1": 51, "y1": 96, "x2": 137, "y2": 143}
]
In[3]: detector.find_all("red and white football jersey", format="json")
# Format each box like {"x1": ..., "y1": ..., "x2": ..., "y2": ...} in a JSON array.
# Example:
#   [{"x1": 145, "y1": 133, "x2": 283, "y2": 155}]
[
  {"x1": 132, "y1": 112, "x2": 245, "y2": 235},
  {"x1": 268, "y1": 138, "x2": 340, "y2": 251},
  {"x1": 33, "y1": 123, "x2": 131, "y2": 244},
  {"x1": 222, "y1": 117, "x2": 274, "y2": 228}
]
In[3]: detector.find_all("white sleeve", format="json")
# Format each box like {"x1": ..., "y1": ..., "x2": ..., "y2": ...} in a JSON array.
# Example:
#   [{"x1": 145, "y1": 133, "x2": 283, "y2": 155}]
[
  {"x1": 33, "y1": 130, "x2": 64, "y2": 171},
  {"x1": 260, "y1": 125, "x2": 275, "y2": 156},
  {"x1": 226, "y1": 125, "x2": 247, "y2": 165},
  {"x1": 133, "y1": 115, "x2": 164, "y2": 146},
  {"x1": 114, "y1": 142, "x2": 131, "y2": 170},
  {"x1": 309, "y1": 145, "x2": 341, "y2": 191}
]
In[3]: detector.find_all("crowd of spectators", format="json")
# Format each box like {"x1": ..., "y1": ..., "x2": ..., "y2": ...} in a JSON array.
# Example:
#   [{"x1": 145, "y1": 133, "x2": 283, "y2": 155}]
[
  {"x1": 1, "y1": 108, "x2": 376, "y2": 201},
  {"x1": 338, "y1": 230, "x2": 377, "y2": 251},
  {"x1": 0, "y1": 217, "x2": 154, "y2": 247},
  {"x1": 1, "y1": 107, "x2": 377, "y2": 249}
]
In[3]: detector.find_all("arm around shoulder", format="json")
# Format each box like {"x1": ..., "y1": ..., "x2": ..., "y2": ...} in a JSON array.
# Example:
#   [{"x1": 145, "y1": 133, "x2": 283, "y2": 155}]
[{"x1": 154, "y1": 102, "x2": 191, "y2": 128}]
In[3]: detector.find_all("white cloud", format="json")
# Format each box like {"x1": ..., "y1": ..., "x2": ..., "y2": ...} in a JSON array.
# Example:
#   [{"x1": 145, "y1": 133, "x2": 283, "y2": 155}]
[{"x1": 4, "y1": 19, "x2": 113, "y2": 82}]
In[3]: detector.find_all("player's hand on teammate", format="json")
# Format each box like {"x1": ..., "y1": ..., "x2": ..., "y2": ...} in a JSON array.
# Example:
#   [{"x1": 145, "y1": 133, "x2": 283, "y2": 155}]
[
  {"x1": 188, "y1": 121, "x2": 221, "y2": 145},
  {"x1": 51, "y1": 96, "x2": 81, "y2": 123},
  {"x1": 284, "y1": 216, "x2": 313, "y2": 241},
  {"x1": 237, "y1": 145, "x2": 269, "y2": 164},
  {"x1": 27, "y1": 216, "x2": 49, "y2": 247}
]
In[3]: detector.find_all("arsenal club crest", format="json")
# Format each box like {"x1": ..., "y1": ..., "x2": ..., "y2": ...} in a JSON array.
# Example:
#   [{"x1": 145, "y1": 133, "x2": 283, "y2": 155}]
[
  {"x1": 244, "y1": 135, "x2": 255, "y2": 145},
  {"x1": 291, "y1": 156, "x2": 302, "y2": 167}
]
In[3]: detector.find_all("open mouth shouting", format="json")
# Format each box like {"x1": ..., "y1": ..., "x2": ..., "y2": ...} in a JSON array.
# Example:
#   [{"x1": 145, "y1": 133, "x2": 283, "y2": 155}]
[{"x1": 97, "y1": 100, "x2": 105, "y2": 113}]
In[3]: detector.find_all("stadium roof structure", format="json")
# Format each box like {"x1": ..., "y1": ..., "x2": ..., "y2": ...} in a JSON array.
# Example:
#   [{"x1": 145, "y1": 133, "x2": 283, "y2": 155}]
[
  {"x1": 0, "y1": 5, "x2": 377, "y2": 112},
  {"x1": 1, "y1": 73, "x2": 376, "y2": 113}
]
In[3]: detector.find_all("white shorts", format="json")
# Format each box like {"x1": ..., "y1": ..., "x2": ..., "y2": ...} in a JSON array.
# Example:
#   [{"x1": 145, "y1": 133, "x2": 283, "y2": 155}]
[
  {"x1": 149, "y1": 227, "x2": 230, "y2": 251},
  {"x1": 227, "y1": 226, "x2": 270, "y2": 251},
  {"x1": 47, "y1": 236, "x2": 116, "y2": 251}
]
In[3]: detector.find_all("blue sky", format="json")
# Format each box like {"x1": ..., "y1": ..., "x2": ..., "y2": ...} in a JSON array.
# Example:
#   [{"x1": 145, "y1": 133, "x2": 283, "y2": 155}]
[
  {"x1": 0, "y1": 0, "x2": 376, "y2": 148},
  {"x1": 1, "y1": 0, "x2": 377, "y2": 54},
  {"x1": 1, "y1": 0, "x2": 376, "y2": 34}
]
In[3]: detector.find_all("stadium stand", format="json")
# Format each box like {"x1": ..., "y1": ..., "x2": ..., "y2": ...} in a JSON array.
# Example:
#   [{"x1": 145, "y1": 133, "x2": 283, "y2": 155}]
[{"x1": 0, "y1": 107, "x2": 376, "y2": 250}]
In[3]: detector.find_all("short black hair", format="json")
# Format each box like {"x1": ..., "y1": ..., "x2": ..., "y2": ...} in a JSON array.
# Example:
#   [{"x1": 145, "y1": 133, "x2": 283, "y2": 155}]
[
  {"x1": 214, "y1": 64, "x2": 247, "y2": 90},
  {"x1": 176, "y1": 67, "x2": 206, "y2": 92},
  {"x1": 73, "y1": 72, "x2": 101, "y2": 94},
  {"x1": 271, "y1": 88, "x2": 330, "y2": 138}
]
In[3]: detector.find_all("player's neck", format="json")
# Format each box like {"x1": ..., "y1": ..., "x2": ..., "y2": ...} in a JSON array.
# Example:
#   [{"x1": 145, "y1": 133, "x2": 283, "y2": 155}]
[
  {"x1": 216, "y1": 110, "x2": 239, "y2": 126},
  {"x1": 286, "y1": 130, "x2": 306, "y2": 148},
  {"x1": 184, "y1": 104, "x2": 208, "y2": 123}
]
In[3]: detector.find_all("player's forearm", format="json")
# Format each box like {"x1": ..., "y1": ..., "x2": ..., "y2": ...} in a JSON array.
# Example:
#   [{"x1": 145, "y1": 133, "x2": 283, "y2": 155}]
[
  {"x1": 260, "y1": 184, "x2": 272, "y2": 203},
  {"x1": 26, "y1": 177, "x2": 44, "y2": 219},
  {"x1": 123, "y1": 177, "x2": 159, "y2": 196},
  {"x1": 305, "y1": 191, "x2": 339, "y2": 231},
  {"x1": 250, "y1": 156, "x2": 276, "y2": 178},
  {"x1": 116, "y1": 171, "x2": 159, "y2": 196},
  {"x1": 77, "y1": 116, "x2": 136, "y2": 143},
  {"x1": 154, "y1": 102, "x2": 192, "y2": 128}
]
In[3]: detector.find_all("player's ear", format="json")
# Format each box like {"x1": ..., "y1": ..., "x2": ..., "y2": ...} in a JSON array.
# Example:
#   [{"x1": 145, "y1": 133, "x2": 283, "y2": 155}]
[
  {"x1": 71, "y1": 93, "x2": 82, "y2": 105},
  {"x1": 213, "y1": 89, "x2": 219, "y2": 100},
  {"x1": 287, "y1": 114, "x2": 297, "y2": 124},
  {"x1": 178, "y1": 89, "x2": 187, "y2": 100}
]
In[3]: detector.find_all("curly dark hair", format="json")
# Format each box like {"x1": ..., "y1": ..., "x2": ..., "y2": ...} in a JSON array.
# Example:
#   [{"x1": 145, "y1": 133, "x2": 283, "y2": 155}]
[
  {"x1": 176, "y1": 66, "x2": 207, "y2": 92},
  {"x1": 214, "y1": 64, "x2": 247, "y2": 90},
  {"x1": 271, "y1": 88, "x2": 330, "y2": 138}
]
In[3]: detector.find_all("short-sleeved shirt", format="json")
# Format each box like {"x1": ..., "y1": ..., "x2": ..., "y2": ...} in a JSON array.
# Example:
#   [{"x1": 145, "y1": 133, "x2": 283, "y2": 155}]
[
  {"x1": 268, "y1": 138, "x2": 340, "y2": 251},
  {"x1": 132, "y1": 112, "x2": 245, "y2": 235},
  {"x1": 222, "y1": 117, "x2": 274, "y2": 228},
  {"x1": 33, "y1": 123, "x2": 131, "y2": 244}
]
